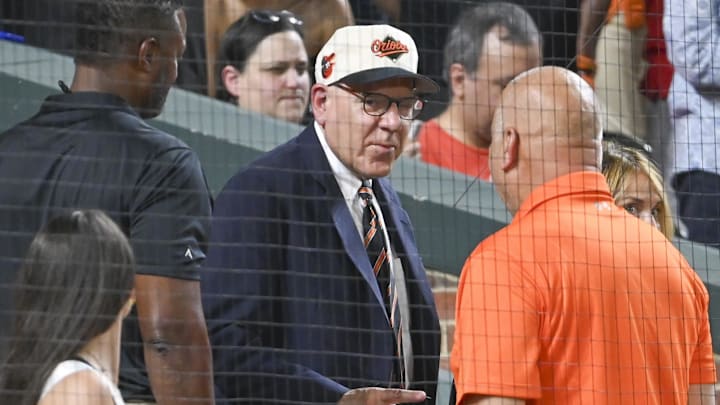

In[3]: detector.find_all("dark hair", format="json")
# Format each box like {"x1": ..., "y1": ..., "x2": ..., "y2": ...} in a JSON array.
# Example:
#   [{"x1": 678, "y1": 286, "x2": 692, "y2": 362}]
[
  {"x1": 216, "y1": 9, "x2": 305, "y2": 101},
  {"x1": 0, "y1": 210, "x2": 135, "y2": 405},
  {"x1": 73, "y1": 0, "x2": 183, "y2": 64},
  {"x1": 443, "y1": 2, "x2": 541, "y2": 82}
]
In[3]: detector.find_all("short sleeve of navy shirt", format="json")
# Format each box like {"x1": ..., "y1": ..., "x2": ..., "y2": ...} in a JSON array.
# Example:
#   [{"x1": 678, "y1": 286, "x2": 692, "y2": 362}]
[
  {"x1": 0, "y1": 91, "x2": 212, "y2": 399},
  {"x1": 127, "y1": 132, "x2": 211, "y2": 279}
]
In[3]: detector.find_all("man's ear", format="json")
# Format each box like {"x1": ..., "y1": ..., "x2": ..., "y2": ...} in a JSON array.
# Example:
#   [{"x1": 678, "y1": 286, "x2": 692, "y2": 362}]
[
  {"x1": 310, "y1": 84, "x2": 329, "y2": 125},
  {"x1": 449, "y1": 63, "x2": 467, "y2": 99},
  {"x1": 221, "y1": 65, "x2": 242, "y2": 99},
  {"x1": 137, "y1": 37, "x2": 160, "y2": 73},
  {"x1": 502, "y1": 127, "x2": 520, "y2": 172}
]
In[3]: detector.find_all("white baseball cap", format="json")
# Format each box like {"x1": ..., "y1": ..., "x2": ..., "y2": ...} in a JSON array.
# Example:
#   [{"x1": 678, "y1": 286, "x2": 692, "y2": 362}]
[{"x1": 314, "y1": 24, "x2": 439, "y2": 94}]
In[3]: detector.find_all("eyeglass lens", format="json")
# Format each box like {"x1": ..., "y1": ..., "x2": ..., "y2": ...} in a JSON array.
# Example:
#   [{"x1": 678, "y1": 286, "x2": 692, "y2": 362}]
[{"x1": 363, "y1": 93, "x2": 425, "y2": 120}]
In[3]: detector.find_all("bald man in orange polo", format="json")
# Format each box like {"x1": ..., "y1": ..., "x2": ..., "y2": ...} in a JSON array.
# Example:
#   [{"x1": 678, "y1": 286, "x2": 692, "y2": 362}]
[{"x1": 450, "y1": 66, "x2": 716, "y2": 405}]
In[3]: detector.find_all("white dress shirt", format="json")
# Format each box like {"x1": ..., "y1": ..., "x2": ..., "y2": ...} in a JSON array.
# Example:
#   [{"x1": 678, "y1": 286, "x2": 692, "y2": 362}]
[{"x1": 315, "y1": 121, "x2": 373, "y2": 237}]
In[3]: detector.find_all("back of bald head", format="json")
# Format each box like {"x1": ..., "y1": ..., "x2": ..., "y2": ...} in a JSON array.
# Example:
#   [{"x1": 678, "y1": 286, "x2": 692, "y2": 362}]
[
  {"x1": 489, "y1": 67, "x2": 602, "y2": 214},
  {"x1": 495, "y1": 66, "x2": 602, "y2": 147}
]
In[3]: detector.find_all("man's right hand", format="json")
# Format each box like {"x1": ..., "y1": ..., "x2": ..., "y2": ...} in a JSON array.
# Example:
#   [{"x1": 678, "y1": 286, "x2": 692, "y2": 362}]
[{"x1": 338, "y1": 387, "x2": 428, "y2": 405}]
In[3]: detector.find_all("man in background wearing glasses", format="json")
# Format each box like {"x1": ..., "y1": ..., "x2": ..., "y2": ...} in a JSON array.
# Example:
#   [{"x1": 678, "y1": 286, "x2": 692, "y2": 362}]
[{"x1": 202, "y1": 25, "x2": 441, "y2": 404}]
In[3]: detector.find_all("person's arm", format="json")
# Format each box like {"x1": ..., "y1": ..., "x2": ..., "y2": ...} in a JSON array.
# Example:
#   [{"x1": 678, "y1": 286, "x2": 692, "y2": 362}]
[
  {"x1": 576, "y1": 0, "x2": 611, "y2": 86},
  {"x1": 337, "y1": 387, "x2": 427, "y2": 404},
  {"x1": 688, "y1": 384, "x2": 716, "y2": 405},
  {"x1": 135, "y1": 276, "x2": 213, "y2": 404},
  {"x1": 664, "y1": 0, "x2": 720, "y2": 89},
  {"x1": 38, "y1": 371, "x2": 115, "y2": 405},
  {"x1": 131, "y1": 148, "x2": 214, "y2": 404}
]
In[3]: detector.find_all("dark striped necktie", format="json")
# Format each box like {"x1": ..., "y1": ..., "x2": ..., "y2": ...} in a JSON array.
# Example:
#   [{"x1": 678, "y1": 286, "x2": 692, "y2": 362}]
[
  {"x1": 357, "y1": 181, "x2": 406, "y2": 387},
  {"x1": 358, "y1": 182, "x2": 389, "y2": 279}
]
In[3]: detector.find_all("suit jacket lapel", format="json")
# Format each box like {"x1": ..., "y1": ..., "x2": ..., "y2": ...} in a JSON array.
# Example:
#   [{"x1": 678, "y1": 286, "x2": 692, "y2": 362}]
[{"x1": 298, "y1": 126, "x2": 389, "y2": 322}]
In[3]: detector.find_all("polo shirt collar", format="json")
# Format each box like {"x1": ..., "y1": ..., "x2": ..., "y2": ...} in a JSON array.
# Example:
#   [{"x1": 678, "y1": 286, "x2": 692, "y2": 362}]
[
  {"x1": 515, "y1": 171, "x2": 613, "y2": 220},
  {"x1": 41, "y1": 92, "x2": 137, "y2": 115}
]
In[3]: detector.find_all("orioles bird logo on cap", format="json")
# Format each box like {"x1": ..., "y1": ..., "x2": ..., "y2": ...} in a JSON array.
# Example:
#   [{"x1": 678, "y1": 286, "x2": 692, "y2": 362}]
[
  {"x1": 371, "y1": 36, "x2": 408, "y2": 61},
  {"x1": 321, "y1": 53, "x2": 336, "y2": 79}
]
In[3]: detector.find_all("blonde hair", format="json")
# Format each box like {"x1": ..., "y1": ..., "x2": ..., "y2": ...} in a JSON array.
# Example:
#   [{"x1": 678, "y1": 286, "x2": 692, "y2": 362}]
[{"x1": 602, "y1": 141, "x2": 675, "y2": 240}]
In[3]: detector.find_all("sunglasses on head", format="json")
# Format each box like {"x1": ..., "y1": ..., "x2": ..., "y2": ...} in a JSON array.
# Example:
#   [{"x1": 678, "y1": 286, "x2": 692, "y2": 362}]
[{"x1": 249, "y1": 10, "x2": 304, "y2": 27}]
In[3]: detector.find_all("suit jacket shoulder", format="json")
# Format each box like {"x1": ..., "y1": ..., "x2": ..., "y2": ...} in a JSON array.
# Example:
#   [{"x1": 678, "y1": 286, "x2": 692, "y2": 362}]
[{"x1": 220, "y1": 125, "x2": 328, "y2": 195}]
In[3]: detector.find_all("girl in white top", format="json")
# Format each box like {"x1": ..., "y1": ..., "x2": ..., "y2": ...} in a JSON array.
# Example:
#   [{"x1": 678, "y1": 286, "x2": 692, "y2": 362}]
[
  {"x1": 0, "y1": 210, "x2": 135, "y2": 405},
  {"x1": 40, "y1": 359, "x2": 125, "y2": 405}
]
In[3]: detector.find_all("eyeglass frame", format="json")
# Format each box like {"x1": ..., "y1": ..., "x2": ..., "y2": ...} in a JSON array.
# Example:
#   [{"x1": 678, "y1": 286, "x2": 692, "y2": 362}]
[
  {"x1": 249, "y1": 10, "x2": 304, "y2": 27},
  {"x1": 332, "y1": 83, "x2": 426, "y2": 120}
]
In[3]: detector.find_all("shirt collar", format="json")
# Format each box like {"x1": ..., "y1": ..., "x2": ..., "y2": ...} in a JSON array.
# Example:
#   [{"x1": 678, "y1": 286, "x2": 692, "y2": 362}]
[
  {"x1": 515, "y1": 171, "x2": 613, "y2": 221},
  {"x1": 314, "y1": 121, "x2": 371, "y2": 200},
  {"x1": 41, "y1": 92, "x2": 136, "y2": 115}
]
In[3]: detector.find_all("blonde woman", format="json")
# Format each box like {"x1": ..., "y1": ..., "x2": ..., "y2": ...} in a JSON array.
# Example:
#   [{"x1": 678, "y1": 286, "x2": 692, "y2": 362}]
[{"x1": 602, "y1": 135, "x2": 674, "y2": 239}]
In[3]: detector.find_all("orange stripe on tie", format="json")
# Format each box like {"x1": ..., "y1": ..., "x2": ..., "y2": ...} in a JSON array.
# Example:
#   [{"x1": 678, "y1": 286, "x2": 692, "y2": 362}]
[
  {"x1": 364, "y1": 226, "x2": 377, "y2": 247},
  {"x1": 373, "y1": 248, "x2": 387, "y2": 275}
]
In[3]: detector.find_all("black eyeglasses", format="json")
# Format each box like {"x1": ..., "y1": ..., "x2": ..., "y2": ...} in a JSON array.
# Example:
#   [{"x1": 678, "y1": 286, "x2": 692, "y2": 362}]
[
  {"x1": 334, "y1": 84, "x2": 425, "y2": 120},
  {"x1": 249, "y1": 10, "x2": 304, "y2": 27}
]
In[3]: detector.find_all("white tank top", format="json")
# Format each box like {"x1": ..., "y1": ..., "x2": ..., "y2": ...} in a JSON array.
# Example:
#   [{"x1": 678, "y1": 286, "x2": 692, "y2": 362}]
[{"x1": 39, "y1": 359, "x2": 125, "y2": 405}]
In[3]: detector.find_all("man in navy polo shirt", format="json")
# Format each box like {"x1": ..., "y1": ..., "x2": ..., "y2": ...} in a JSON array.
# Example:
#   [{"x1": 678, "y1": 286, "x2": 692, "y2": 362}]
[{"x1": 0, "y1": 1, "x2": 214, "y2": 404}]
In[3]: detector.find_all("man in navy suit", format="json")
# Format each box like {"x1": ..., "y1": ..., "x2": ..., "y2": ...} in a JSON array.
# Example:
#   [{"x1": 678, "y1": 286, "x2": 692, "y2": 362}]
[{"x1": 202, "y1": 24, "x2": 441, "y2": 404}]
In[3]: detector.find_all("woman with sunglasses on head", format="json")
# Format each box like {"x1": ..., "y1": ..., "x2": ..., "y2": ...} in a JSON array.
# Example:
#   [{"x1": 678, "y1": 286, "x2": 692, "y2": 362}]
[
  {"x1": 204, "y1": 1, "x2": 354, "y2": 98},
  {"x1": 602, "y1": 133, "x2": 675, "y2": 239},
  {"x1": 0, "y1": 210, "x2": 135, "y2": 405},
  {"x1": 217, "y1": 10, "x2": 311, "y2": 124}
]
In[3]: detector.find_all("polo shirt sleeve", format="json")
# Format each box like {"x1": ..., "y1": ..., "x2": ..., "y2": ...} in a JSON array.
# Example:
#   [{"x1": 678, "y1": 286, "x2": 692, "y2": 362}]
[
  {"x1": 689, "y1": 281, "x2": 717, "y2": 385},
  {"x1": 129, "y1": 147, "x2": 212, "y2": 280},
  {"x1": 451, "y1": 247, "x2": 543, "y2": 402}
]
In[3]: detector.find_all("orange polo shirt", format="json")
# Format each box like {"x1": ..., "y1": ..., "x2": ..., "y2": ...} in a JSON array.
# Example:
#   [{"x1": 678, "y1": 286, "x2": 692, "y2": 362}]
[
  {"x1": 451, "y1": 171, "x2": 715, "y2": 404},
  {"x1": 417, "y1": 120, "x2": 491, "y2": 181}
]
